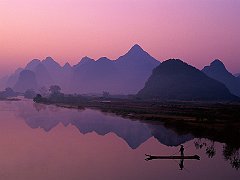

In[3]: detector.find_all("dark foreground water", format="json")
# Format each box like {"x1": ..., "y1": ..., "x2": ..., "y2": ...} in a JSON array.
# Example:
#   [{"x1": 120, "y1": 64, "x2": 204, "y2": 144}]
[{"x1": 0, "y1": 99, "x2": 239, "y2": 180}]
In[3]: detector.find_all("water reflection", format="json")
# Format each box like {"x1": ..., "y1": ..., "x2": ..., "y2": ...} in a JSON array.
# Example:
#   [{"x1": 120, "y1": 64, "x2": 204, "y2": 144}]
[
  {"x1": 223, "y1": 145, "x2": 240, "y2": 170},
  {"x1": 145, "y1": 143, "x2": 201, "y2": 172},
  {"x1": 16, "y1": 100, "x2": 240, "y2": 170},
  {"x1": 14, "y1": 100, "x2": 193, "y2": 149},
  {"x1": 0, "y1": 99, "x2": 239, "y2": 178}
]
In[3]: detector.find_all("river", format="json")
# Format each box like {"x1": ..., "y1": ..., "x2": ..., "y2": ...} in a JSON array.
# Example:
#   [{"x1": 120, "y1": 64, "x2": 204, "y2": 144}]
[{"x1": 0, "y1": 99, "x2": 239, "y2": 180}]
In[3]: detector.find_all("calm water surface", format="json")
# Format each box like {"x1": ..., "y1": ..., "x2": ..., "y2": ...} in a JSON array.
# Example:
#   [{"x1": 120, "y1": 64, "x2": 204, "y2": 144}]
[{"x1": 0, "y1": 99, "x2": 239, "y2": 180}]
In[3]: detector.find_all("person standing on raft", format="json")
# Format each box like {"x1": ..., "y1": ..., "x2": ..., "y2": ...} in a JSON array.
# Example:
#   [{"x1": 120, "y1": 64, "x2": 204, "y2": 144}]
[
  {"x1": 180, "y1": 145, "x2": 184, "y2": 156},
  {"x1": 179, "y1": 145, "x2": 185, "y2": 170}
]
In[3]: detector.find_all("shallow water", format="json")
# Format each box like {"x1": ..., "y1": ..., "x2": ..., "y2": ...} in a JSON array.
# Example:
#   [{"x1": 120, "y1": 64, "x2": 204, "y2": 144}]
[{"x1": 0, "y1": 99, "x2": 239, "y2": 180}]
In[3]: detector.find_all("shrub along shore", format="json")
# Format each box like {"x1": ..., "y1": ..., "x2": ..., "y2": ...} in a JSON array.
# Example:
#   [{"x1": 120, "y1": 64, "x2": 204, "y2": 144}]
[{"x1": 34, "y1": 93, "x2": 240, "y2": 143}]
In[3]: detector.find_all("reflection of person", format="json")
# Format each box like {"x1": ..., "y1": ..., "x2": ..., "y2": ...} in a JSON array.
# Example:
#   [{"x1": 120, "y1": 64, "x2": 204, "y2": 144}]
[
  {"x1": 180, "y1": 145, "x2": 184, "y2": 156},
  {"x1": 179, "y1": 159, "x2": 184, "y2": 170}
]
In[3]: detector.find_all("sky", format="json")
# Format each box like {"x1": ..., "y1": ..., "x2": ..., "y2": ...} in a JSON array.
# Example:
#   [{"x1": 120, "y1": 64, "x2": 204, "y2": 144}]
[{"x1": 0, "y1": 0, "x2": 240, "y2": 76}]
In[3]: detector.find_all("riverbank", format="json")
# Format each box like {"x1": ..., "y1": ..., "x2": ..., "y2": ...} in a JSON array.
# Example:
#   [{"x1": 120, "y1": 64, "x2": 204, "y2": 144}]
[
  {"x1": 33, "y1": 96, "x2": 240, "y2": 147},
  {"x1": 55, "y1": 100, "x2": 240, "y2": 121},
  {"x1": 34, "y1": 96, "x2": 240, "y2": 123},
  {"x1": 0, "y1": 97, "x2": 21, "y2": 101}
]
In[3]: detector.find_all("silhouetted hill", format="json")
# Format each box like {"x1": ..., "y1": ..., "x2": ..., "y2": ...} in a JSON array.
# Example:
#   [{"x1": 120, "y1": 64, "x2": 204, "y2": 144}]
[
  {"x1": 42, "y1": 57, "x2": 62, "y2": 70},
  {"x1": 5, "y1": 68, "x2": 23, "y2": 88},
  {"x1": 117, "y1": 44, "x2": 159, "y2": 67},
  {"x1": 25, "y1": 59, "x2": 41, "y2": 70},
  {"x1": 115, "y1": 44, "x2": 160, "y2": 94},
  {"x1": 25, "y1": 59, "x2": 54, "y2": 87},
  {"x1": 40, "y1": 58, "x2": 73, "y2": 92},
  {"x1": 41, "y1": 57, "x2": 63, "y2": 85},
  {"x1": 71, "y1": 57, "x2": 118, "y2": 93},
  {"x1": 73, "y1": 56, "x2": 95, "y2": 68},
  {"x1": 2, "y1": 44, "x2": 159, "y2": 94},
  {"x1": 202, "y1": 59, "x2": 240, "y2": 97},
  {"x1": 70, "y1": 44, "x2": 160, "y2": 94},
  {"x1": 34, "y1": 63, "x2": 53, "y2": 87},
  {"x1": 13, "y1": 70, "x2": 38, "y2": 92},
  {"x1": 7, "y1": 57, "x2": 73, "y2": 92},
  {"x1": 61, "y1": 63, "x2": 73, "y2": 92},
  {"x1": 63, "y1": 62, "x2": 72, "y2": 70},
  {"x1": 138, "y1": 59, "x2": 237, "y2": 101}
]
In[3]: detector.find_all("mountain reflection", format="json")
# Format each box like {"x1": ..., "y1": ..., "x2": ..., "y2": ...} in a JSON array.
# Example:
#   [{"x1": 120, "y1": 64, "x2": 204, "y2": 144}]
[{"x1": 15, "y1": 100, "x2": 193, "y2": 149}]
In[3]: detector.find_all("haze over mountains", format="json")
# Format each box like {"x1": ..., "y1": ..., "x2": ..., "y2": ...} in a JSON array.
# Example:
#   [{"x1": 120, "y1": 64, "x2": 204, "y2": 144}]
[
  {"x1": 0, "y1": 44, "x2": 240, "y2": 100},
  {"x1": 1, "y1": 44, "x2": 160, "y2": 94},
  {"x1": 71, "y1": 45, "x2": 159, "y2": 94},
  {"x1": 13, "y1": 70, "x2": 38, "y2": 92}
]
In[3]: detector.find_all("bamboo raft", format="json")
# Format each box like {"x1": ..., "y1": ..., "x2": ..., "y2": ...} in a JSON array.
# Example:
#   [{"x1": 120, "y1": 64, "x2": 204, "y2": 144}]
[{"x1": 145, "y1": 154, "x2": 200, "y2": 161}]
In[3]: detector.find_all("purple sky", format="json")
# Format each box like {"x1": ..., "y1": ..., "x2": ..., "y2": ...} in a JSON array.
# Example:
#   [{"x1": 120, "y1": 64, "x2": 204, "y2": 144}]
[{"x1": 0, "y1": 0, "x2": 240, "y2": 76}]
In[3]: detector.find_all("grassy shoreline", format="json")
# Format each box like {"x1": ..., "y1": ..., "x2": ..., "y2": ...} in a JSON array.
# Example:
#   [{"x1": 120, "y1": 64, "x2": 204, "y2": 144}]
[
  {"x1": 34, "y1": 97, "x2": 240, "y2": 148},
  {"x1": 34, "y1": 98, "x2": 240, "y2": 126}
]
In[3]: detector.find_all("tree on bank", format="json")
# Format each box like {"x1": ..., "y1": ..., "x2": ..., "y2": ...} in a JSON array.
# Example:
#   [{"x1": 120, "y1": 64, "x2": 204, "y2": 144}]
[
  {"x1": 49, "y1": 85, "x2": 61, "y2": 95},
  {"x1": 0, "y1": 87, "x2": 18, "y2": 99},
  {"x1": 24, "y1": 89, "x2": 36, "y2": 99},
  {"x1": 39, "y1": 86, "x2": 49, "y2": 97}
]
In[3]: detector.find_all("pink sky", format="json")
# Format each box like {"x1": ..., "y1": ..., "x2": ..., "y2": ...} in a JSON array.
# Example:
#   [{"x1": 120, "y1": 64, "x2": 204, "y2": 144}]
[{"x1": 0, "y1": 0, "x2": 240, "y2": 76}]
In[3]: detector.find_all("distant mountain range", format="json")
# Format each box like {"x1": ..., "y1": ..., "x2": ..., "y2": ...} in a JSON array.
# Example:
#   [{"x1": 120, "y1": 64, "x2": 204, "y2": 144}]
[
  {"x1": 1, "y1": 44, "x2": 160, "y2": 94},
  {"x1": 0, "y1": 45, "x2": 240, "y2": 100},
  {"x1": 202, "y1": 60, "x2": 240, "y2": 97},
  {"x1": 70, "y1": 44, "x2": 159, "y2": 94},
  {"x1": 138, "y1": 59, "x2": 237, "y2": 101},
  {"x1": 14, "y1": 70, "x2": 38, "y2": 92}
]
